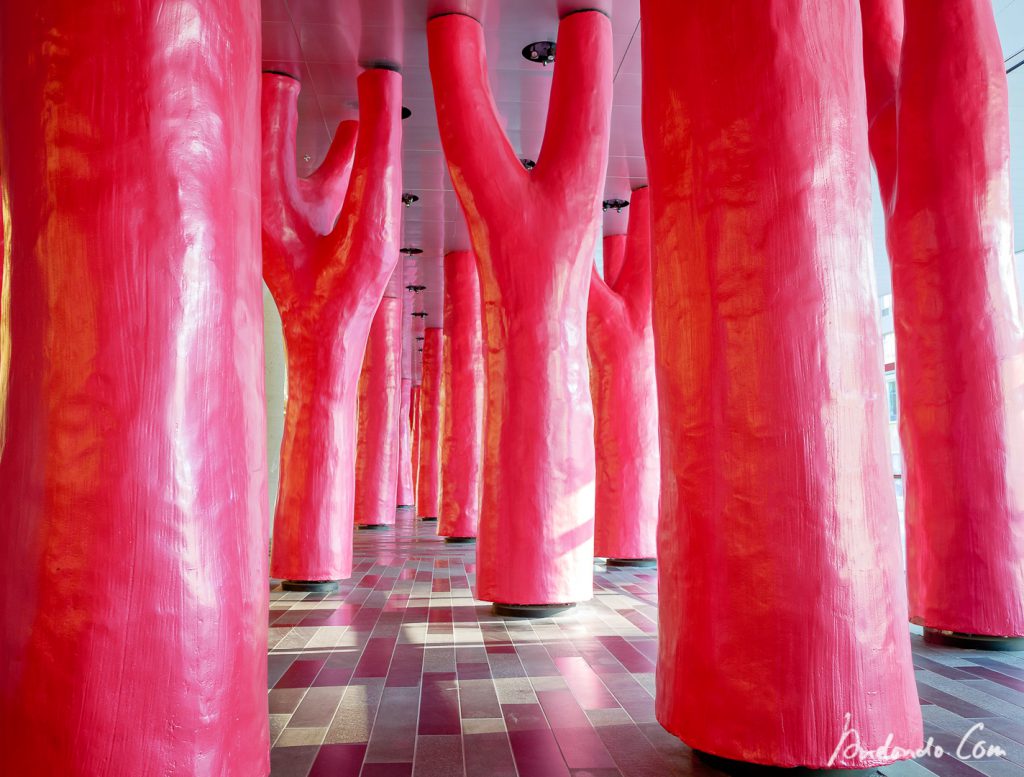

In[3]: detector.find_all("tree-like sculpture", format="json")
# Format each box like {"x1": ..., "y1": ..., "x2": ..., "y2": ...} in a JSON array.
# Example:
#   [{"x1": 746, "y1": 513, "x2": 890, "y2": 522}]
[
  {"x1": 428, "y1": 10, "x2": 611, "y2": 612},
  {"x1": 587, "y1": 187, "x2": 659, "y2": 566},
  {"x1": 866, "y1": 0, "x2": 1024, "y2": 645},
  {"x1": 354, "y1": 292, "x2": 402, "y2": 529},
  {"x1": 641, "y1": 0, "x2": 921, "y2": 768},
  {"x1": 439, "y1": 252, "x2": 484, "y2": 542},
  {"x1": 397, "y1": 284, "x2": 417, "y2": 507},
  {"x1": 416, "y1": 326, "x2": 443, "y2": 521},
  {"x1": 262, "y1": 66, "x2": 402, "y2": 589},
  {"x1": 411, "y1": 383, "x2": 422, "y2": 498},
  {"x1": 0, "y1": 2, "x2": 268, "y2": 773}
]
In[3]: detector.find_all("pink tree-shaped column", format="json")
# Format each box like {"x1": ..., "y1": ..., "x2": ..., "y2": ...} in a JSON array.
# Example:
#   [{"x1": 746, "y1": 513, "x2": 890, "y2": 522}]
[
  {"x1": 872, "y1": 0, "x2": 1024, "y2": 645},
  {"x1": 641, "y1": 0, "x2": 922, "y2": 768},
  {"x1": 439, "y1": 251, "x2": 484, "y2": 542},
  {"x1": 0, "y1": 1, "x2": 268, "y2": 773},
  {"x1": 263, "y1": 67, "x2": 402, "y2": 589},
  {"x1": 588, "y1": 187, "x2": 659, "y2": 566},
  {"x1": 397, "y1": 283, "x2": 418, "y2": 507},
  {"x1": 416, "y1": 326, "x2": 444, "y2": 521},
  {"x1": 428, "y1": 10, "x2": 611, "y2": 613},
  {"x1": 354, "y1": 290, "x2": 402, "y2": 529},
  {"x1": 411, "y1": 383, "x2": 422, "y2": 498}
]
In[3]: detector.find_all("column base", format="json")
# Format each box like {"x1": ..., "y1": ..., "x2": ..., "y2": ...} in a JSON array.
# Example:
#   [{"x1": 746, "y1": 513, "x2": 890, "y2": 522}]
[
  {"x1": 444, "y1": 536, "x2": 476, "y2": 544},
  {"x1": 695, "y1": 750, "x2": 882, "y2": 776},
  {"x1": 357, "y1": 524, "x2": 391, "y2": 531},
  {"x1": 492, "y1": 603, "x2": 574, "y2": 618},
  {"x1": 923, "y1": 627, "x2": 1024, "y2": 652},
  {"x1": 419, "y1": 516, "x2": 438, "y2": 522},
  {"x1": 281, "y1": 579, "x2": 340, "y2": 593},
  {"x1": 606, "y1": 558, "x2": 657, "y2": 568}
]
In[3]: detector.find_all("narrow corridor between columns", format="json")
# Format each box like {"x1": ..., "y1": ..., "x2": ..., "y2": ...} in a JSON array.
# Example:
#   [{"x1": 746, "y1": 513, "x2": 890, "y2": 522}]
[{"x1": 268, "y1": 514, "x2": 1024, "y2": 777}]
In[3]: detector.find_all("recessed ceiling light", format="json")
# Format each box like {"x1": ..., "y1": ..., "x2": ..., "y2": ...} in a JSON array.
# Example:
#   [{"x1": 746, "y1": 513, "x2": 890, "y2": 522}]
[
  {"x1": 602, "y1": 198, "x2": 630, "y2": 213},
  {"x1": 400, "y1": 247, "x2": 423, "y2": 256},
  {"x1": 522, "y1": 41, "x2": 556, "y2": 66},
  {"x1": 402, "y1": 193, "x2": 419, "y2": 207},
  {"x1": 412, "y1": 311, "x2": 428, "y2": 318},
  {"x1": 405, "y1": 284, "x2": 427, "y2": 293}
]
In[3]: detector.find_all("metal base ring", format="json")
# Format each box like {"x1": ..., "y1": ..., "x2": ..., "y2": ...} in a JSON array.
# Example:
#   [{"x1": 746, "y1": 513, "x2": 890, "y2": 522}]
[
  {"x1": 492, "y1": 602, "x2": 574, "y2": 618},
  {"x1": 606, "y1": 558, "x2": 657, "y2": 568},
  {"x1": 923, "y1": 627, "x2": 1024, "y2": 652},
  {"x1": 281, "y1": 579, "x2": 339, "y2": 593}
]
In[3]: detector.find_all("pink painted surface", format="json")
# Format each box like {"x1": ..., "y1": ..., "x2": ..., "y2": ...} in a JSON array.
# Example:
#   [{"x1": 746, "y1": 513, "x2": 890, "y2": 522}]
[
  {"x1": 588, "y1": 187, "x2": 659, "y2": 560},
  {"x1": 439, "y1": 252, "x2": 484, "y2": 539},
  {"x1": 416, "y1": 327, "x2": 444, "y2": 520},
  {"x1": 0, "y1": 1, "x2": 269, "y2": 773},
  {"x1": 428, "y1": 10, "x2": 611, "y2": 605},
  {"x1": 642, "y1": 0, "x2": 921, "y2": 767},
  {"x1": 263, "y1": 67, "x2": 403, "y2": 581},
  {"x1": 398, "y1": 377, "x2": 416, "y2": 506},
  {"x1": 887, "y1": 0, "x2": 1024, "y2": 637},
  {"x1": 355, "y1": 295, "x2": 402, "y2": 526}
]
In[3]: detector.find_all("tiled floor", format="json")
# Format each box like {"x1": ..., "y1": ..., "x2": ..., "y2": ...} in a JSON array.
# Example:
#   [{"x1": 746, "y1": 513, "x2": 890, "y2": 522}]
[{"x1": 268, "y1": 511, "x2": 1024, "y2": 777}]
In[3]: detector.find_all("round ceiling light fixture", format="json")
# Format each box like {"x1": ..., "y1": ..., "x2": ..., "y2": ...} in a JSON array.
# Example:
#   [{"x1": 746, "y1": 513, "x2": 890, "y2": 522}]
[
  {"x1": 402, "y1": 193, "x2": 419, "y2": 207},
  {"x1": 602, "y1": 198, "x2": 630, "y2": 213},
  {"x1": 522, "y1": 41, "x2": 556, "y2": 66}
]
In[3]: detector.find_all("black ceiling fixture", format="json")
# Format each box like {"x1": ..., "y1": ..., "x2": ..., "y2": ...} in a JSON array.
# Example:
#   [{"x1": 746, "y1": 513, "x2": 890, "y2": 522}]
[
  {"x1": 401, "y1": 106, "x2": 412, "y2": 120},
  {"x1": 520, "y1": 158, "x2": 536, "y2": 170},
  {"x1": 402, "y1": 193, "x2": 419, "y2": 208},
  {"x1": 522, "y1": 41, "x2": 556, "y2": 66},
  {"x1": 400, "y1": 247, "x2": 423, "y2": 256},
  {"x1": 412, "y1": 311, "x2": 428, "y2": 318},
  {"x1": 405, "y1": 284, "x2": 426, "y2": 293},
  {"x1": 603, "y1": 198, "x2": 630, "y2": 213}
]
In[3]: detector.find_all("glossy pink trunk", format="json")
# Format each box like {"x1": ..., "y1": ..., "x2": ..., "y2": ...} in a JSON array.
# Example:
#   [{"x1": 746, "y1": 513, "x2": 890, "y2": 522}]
[
  {"x1": 411, "y1": 383, "x2": 422, "y2": 498},
  {"x1": 588, "y1": 188, "x2": 659, "y2": 561},
  {"x1": 397, "y1": 284, "x2": 416, "y2": 507},
  {"x1": 355, "y1": 296, "x2": 402, "y2": 526},
  {"x1": 641, "y1": 0, "x2": 921, "y2": 767},
  {"x1": 398, "y1": 377, "x2": 415, "y2": 506},
  {"x1": 416, "y1": 327, "x2": 443, "y2": 520},
  {"x1": 439, "y1": 252, "x2": 484, "y2": 539},
  {"x1": 878, "y1": 0, "x2": 1024, "y2": 637},
  {"x1": 0, "y1": 1, "x2": 268, "y2": 773},
  {"x1": 428, "y1": 10, "x2": 611, "y2": 605},
  {"x1": 262, "y1": 68, "x2": 402, "y2": 582}
]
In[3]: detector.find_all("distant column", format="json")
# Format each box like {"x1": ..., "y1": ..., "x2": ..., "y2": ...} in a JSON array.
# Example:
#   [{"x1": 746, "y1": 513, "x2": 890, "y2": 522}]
[
  {"x1": 587, "y1": 187, "x2": 659, "y2": 566},
  {"x1": 439, "y1": 252, "x2": 484, "y2": 542},
  {"x1": 354, "y1": 294, "x2": 402, "y2": 528},
  {"x1": 416, "y1": 326, "x2": 443, "y2": 521}
]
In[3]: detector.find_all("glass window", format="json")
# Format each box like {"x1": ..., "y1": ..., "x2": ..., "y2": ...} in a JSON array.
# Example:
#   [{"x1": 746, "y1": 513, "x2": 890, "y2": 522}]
[{"x1": 885, "y1": 373, "x2": 898, "y2": 422}]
